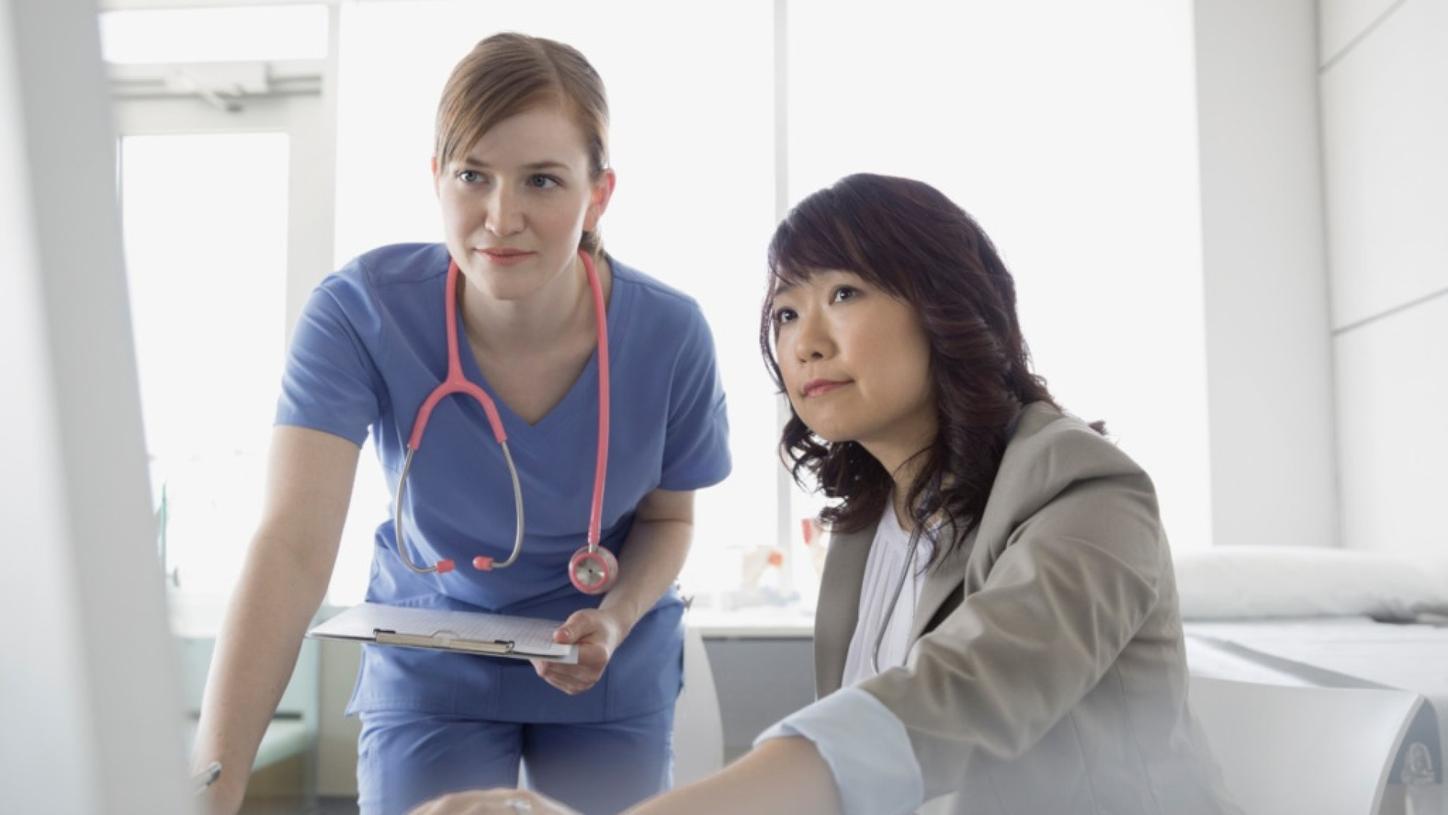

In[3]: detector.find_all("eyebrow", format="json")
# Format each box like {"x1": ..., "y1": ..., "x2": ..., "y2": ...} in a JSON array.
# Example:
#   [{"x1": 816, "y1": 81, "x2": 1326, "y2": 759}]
[
  {"x1": 456, "y1": 158, "x2": 572, "y2": 172},
  {"x1": 771, "y1": 280, "x2": 798, "y2": 297}
]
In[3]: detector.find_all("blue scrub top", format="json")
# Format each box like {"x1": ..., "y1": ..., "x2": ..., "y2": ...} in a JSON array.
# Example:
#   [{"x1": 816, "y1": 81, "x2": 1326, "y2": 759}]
[{"x1": 276, "y1": 243, "x2": 731, "y2": 723}]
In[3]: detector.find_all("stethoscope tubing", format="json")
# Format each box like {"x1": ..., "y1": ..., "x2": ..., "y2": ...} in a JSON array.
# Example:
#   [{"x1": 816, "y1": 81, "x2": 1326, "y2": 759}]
[
  {"x1": 393, "y1": 442, "x2": 526, "y2": 573},
  {"x1": 584, "y1": 250, "x2": 610, "y2": 554},
  {"x1": 394, "y1": 249, "x2": 609, "y2": 579}
]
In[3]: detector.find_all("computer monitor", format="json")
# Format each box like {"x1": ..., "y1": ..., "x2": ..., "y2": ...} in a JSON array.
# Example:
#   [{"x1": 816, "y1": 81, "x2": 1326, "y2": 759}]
[{"x1": 0, "y1": 1, "x2": 194, "y2": 812}]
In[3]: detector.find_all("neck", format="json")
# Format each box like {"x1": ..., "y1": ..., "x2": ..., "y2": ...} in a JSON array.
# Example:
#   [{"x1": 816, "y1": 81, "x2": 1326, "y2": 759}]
[
  {"x1": 862, "y1": 432, "x2": 934, "y2": 532},
  {"x1": 460, "y1": 254, "x2": 610, "y2": 355},
  {"x1": 889, "y1": 453, "x2": 929, "y2": 532}
]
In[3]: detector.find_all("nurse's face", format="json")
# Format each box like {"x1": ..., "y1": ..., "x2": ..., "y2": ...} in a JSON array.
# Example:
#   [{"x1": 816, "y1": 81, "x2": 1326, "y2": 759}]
[{"x1": 433, "y1": 105, "x2": 614, "y2": 303}]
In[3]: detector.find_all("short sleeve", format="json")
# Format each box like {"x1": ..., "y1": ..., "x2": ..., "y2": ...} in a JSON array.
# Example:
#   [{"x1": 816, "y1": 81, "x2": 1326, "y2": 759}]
[
  {"x1": 657, "y1": 305, "x2": 731, "y2": 491},
  {"x1": 274, "y1": 281, "x2": 383, "y2": 446}
]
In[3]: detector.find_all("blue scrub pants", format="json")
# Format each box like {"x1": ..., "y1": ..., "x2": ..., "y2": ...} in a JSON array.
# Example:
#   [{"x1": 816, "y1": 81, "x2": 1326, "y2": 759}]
[{"x1": 356, "y1": 705, "x2": 675, "y2": 815}]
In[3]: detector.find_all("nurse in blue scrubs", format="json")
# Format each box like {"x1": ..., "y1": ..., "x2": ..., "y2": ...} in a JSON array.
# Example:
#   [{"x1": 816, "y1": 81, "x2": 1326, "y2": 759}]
[{"x1": 190, "y1": 33, "x2": 730, "y2": 815}]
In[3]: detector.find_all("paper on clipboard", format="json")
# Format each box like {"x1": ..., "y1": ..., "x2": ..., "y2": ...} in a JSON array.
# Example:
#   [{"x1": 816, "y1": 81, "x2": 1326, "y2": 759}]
[{"x1": 307, "y1": 602, "x2": 578, "y2": 663}]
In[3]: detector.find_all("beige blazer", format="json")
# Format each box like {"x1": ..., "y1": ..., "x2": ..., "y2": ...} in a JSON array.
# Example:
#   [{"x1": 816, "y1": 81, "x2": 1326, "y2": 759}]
[{"x1": 814, "y1": 403, "x2": 1241, "y2": 815}]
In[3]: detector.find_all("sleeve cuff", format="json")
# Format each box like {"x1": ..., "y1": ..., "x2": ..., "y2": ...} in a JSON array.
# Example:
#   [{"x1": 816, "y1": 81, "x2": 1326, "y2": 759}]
[{"x1": 753, "y1": 686, "x2": 924, "y2": 815}]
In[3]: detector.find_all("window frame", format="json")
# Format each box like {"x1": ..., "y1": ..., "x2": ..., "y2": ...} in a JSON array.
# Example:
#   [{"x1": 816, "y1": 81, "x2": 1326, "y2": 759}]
[{"x1": 113, "y1": 68, "x2": 337, "y2": 607}]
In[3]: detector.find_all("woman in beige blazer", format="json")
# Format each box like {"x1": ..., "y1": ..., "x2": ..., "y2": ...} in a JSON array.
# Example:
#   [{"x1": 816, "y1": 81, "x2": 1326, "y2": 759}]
[{"x1": 411, "y1": 174, "x2": 1241, "y2": 815}]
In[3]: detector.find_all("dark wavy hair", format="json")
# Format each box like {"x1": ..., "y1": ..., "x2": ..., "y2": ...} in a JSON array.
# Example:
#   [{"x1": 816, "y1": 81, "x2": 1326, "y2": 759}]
[{"x1": 760, "y1": 173, "x2": 1100, "y2": 560}]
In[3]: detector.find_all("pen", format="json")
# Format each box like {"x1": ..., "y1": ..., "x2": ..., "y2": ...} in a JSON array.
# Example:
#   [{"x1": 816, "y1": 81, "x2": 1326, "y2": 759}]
[{"x1": 192, "y1": 761, "x2": 222, "y2": 794}]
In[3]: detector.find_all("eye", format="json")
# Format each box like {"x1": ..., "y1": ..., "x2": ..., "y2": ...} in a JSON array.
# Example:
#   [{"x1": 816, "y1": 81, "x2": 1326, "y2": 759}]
[
  {"x1": 831, "y1": 285, "x2": 859, "y2": 303},
  {"x1": 772, "y1": 306, "x2": 797, "y2": 326},
  {"x1": 456, "y1": 169, "x2": 484, "y2": 185},
  {"x1": 527, "y1": 174, "x2": 561, "y2": 190}
]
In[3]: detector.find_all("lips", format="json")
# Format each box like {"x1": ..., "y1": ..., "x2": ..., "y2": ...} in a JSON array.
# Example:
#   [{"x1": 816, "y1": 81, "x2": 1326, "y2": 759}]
[
  {"x1": 477, "y1": 248, "x2": 535, "y2": 266},
  {"x1": 802, "y1": 379, "x2": 850, "y2": 398}
]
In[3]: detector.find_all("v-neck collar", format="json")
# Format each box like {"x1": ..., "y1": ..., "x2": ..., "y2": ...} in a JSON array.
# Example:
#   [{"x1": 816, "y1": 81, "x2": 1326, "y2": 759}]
[{"x1": 448, "y1": 255, "x2": 629, "y2": 437}]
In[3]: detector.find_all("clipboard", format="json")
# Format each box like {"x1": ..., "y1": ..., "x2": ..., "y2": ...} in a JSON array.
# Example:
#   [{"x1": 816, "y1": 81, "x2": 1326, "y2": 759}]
[{"x1": 307, "y1": 602, "x2": 579, "y2": 664}]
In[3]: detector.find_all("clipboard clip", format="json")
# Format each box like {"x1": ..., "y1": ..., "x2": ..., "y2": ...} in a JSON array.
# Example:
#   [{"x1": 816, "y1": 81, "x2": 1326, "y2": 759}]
[{"x1": 373, "y1": 627, "x2": 516, "y2": 655}]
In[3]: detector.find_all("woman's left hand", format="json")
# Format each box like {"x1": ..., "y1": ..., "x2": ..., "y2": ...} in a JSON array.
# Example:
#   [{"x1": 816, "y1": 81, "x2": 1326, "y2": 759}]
[
  {"x1": 531, "y1": 607, "x2": 629, "y2": 695},
  {"x1": 406, "y1": 788, "x2": 580, "y2": 815}
]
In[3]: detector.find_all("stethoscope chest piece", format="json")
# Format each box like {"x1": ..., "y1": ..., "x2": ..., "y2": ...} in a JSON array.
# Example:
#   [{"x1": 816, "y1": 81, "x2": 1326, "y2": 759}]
[{"x1": 568, "y1": 546, "x2": 618, "y2": 595}]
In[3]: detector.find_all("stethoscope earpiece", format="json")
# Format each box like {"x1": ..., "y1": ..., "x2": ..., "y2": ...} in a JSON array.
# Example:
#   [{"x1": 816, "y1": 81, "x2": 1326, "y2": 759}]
[{"x1": 393, "y1": 250, "x2": 613, "y2": 594}]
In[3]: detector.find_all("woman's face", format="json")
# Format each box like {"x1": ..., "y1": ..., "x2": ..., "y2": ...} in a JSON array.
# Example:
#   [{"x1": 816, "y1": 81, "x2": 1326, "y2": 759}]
[
  {"x1": 433, "y1": 105, "x2": 613, "y2": 303},
  {"x1": 770, "y1": 269, "x2": 936, "y2": 460}
]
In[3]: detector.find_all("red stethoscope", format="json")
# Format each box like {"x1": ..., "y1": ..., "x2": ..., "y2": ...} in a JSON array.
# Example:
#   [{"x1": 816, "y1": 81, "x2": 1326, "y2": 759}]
[{"x1": 392, "y1": 249, "x2": 617, "y2": 595}]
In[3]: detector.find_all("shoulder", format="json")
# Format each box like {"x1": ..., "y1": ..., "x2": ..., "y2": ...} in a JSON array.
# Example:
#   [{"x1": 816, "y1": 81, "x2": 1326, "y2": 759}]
[
  {"x1": 985, "y1": 402, "x2": 1154, "y2": 525},
  {"x1": 609, "y1": 256, "x2": 711, "y2": 333},
  {"x1": 966, "y1": 404, "x2": 1169, "y2": 602},
  {"x1": 316, "y1": 243, "x2": 449, "y2": 308}
]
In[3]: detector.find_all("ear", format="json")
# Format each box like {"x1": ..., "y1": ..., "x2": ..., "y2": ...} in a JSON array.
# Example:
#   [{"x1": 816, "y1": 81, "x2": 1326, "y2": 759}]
[
  {"x1": 583, "y1": 169, "x2": 617, "y2": 232},
  {"x1": 430, "y1": 156, "x2": 442, "y2": 196}
]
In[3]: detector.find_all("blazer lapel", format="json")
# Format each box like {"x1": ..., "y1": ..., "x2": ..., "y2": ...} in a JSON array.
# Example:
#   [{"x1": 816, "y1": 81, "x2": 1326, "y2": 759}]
[
  {"x1": 908, "y1": 519, "x2": 976, "y2": 643},
  {"x1": 905, "y1": 402, "x2": 1062, "y2": 644},
  {"x1": 813, "y1": 523, "x2": 876, "y2": 697}
]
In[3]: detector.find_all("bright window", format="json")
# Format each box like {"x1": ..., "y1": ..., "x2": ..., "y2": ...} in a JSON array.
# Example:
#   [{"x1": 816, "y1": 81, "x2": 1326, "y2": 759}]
[
  {"x1": 787, "y1": 0, "x2": 1211, "y2": 553},
  {"x1": 120, "y1": 132, "x2": 289, "y2": 596}
]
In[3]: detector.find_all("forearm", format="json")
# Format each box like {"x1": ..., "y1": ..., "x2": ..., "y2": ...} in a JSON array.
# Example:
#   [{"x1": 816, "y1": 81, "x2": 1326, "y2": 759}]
[
  {"x1": 192, "y1": 531, "x2": 333, "y2": 811},
  {"x1": 625, "y1": 736, "x2": 841, "y2": 815},
  {"x1": 598, "y1": 516, "x2": 691, "y2": 632}
]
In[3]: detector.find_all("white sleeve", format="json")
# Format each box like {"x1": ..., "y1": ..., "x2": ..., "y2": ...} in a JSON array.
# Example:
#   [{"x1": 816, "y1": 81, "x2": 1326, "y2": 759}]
[{"x1": 753, "y1": 686, "x2": 925, "y2": 815}]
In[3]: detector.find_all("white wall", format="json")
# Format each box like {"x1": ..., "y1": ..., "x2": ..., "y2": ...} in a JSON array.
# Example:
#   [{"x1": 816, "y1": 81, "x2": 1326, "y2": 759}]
[
  {"x1": 1319, "y1": 0, "x2": 1448, "y2": 552},
  {"x1": 1193, "y1": 0, "x2": 1340, "y2": 549}
]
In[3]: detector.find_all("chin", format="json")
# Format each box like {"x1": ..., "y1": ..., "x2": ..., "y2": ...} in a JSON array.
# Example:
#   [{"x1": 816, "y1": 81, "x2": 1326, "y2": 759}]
[
  {"x1": 800, "y1": 419, "x2": 853, "y2": 445},
  {"x1": 470, "y1": 270, "x2": 541, "y2": 301}
]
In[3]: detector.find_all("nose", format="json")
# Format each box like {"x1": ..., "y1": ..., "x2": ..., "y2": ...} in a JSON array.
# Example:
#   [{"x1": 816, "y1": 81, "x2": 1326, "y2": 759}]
[
  {"x1": 484, "y1": 183, "x2": 525, "y2": 237},
  {"x1": 791, "y1": 308, "x2": 832, "y2": 364}
]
